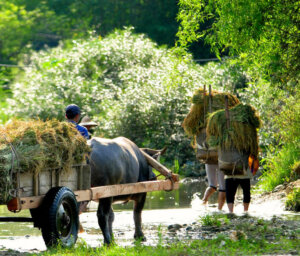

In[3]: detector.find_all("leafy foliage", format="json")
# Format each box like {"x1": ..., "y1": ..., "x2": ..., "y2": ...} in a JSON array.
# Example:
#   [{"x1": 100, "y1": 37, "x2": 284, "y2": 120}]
[
  {"x1": 285, "y1": 188, "x2": 300, "y2": 212},
  {"x1": 0, "y1": 0, "x2": 214, "y2": 88},
  {"x1": 0, "y1": 1, "x2": 35, "y2": 62},
  {"x1": 0, "y1": 87, "x2": 10, "y2": 124},
  {"x1": 241, "y1": 81, "x2": 300, "y2": 190},
  {"x1": 0, "y1": 0, "x2": 74, "y2": 62},
  {"x1": 177, "y1": 0, "x2": 300, "y2": 85},
  {"x1": 0, "y1": 0, "x2": 78, "y2": 90},
  {"x1": 0, "y1": 0, "x2": 192, "y2": 65}
]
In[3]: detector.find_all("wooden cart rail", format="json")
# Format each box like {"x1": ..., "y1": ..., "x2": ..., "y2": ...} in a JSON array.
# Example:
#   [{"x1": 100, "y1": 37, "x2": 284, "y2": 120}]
[
  {"x1": 7, "y1": 151, "x2": 179, "y2": 212},
  {"x1": 8, "y1": 179, "x2": 179, "y2": 211}
]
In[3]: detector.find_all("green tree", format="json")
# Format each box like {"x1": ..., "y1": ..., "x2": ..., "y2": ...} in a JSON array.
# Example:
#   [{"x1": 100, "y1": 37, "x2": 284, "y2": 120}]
[
  {"x1": 5, "y1": 0, "x2": 214, "y2": 58},
  {"x1": 10, "y1": 0, "x2": 180, "y2": 49},
  {"x1": 0, "y1": 0, "x2": 74, "y2": 89},
  {"x1": 0, "y1": 1, "x2": 35, "y2": 62},
  {"x1": 177, "y1": 0, "x2": 300, "y2": 85},
  {"x1": 0, "y1": 0, "x2": 213, "y2": 92}
]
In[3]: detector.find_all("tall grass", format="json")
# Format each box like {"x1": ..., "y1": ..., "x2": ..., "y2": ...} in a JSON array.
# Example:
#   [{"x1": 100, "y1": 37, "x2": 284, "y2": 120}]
[{"x1": 258, "y1": 143, "x2": 300, "y2": 192}]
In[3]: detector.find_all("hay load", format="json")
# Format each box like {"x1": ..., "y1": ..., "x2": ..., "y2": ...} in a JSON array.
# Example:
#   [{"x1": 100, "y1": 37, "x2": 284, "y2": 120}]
[
  {"x1": 206, "y1": 103, "x2": 261, "y2": 157},
  {"x1": 182, "y1": 88, "x2": 240, "y2": 136},
  {"x1": 206, "y1": 103, "x2": 261, "y2": 175},
  {"x1": 0, "y1": 120, "x2": 91, "y2": 204}
]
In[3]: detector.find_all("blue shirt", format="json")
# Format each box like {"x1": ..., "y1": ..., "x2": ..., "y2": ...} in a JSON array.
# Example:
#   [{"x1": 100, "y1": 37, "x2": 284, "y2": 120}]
[{"x1": 69, "y1": 121, "x2": 89, "y2": 139}]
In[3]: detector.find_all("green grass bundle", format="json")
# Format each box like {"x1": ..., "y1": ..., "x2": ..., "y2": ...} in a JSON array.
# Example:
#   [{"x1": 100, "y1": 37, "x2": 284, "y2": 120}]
[
  {"x1": 182, "y1": 88, "x2": 240, "y2": 136},
  {"x1": 0, "y1": 119, "x2": 91, "y2": 204},
  {"x1": 206, "y1": 103, "x2": 261, "y2": 157}
]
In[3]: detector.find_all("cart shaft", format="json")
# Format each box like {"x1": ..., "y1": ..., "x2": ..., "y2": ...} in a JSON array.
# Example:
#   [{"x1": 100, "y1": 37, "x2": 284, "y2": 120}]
[
  {"x1": 0, "y1": 217, "x2": 33, "y2": 222},
  {"x1": 7, "y1": 179, "x2": 179, "y2": 212}
]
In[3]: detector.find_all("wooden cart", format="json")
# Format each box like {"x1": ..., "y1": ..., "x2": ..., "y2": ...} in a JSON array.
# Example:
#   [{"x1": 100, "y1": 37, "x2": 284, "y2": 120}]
[{"x1": 0, "y1": 152, "x2": 179, "y2": 247}]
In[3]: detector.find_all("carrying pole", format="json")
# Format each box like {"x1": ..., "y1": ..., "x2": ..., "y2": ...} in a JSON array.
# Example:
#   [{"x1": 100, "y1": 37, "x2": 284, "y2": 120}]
[
  {"x1": 225, "y1": 95, "x2": 230, "y2": 129},
  {"x1": 203, "y1": 84, "x2": 206, "y2": 123},
  {"x1": 209, "y1": 85, "x2": 212, "y2": 114}
]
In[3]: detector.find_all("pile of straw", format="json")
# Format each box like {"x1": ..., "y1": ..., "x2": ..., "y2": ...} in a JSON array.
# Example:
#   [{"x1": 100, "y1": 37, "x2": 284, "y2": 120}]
[
  {"x1": 0, "y1": 120, "x2": 90, "y2": 204},
  {"x1": 206, "y1": 103, "x2": 261, "y2": 157},
  {"x1": 182, "y1": 88, "x2": 240, "y2": 136}
]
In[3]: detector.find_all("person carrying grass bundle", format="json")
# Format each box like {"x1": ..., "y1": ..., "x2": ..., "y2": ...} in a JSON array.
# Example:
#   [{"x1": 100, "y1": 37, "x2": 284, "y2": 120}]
[
  {"x1": 225, "y1": 165, "x2": 252, "y2": 213},
  {"x1": 183, "y1": 87, "x2": 240, "y2": 211},
  {"x1": 225, "y1": 154, "x2": 259, "y2": 213},
  {"x1": 201, "y1": 164, "x2": 226, "y2": 211},
  {"x1": 65, "y1": 104, "x2": 89, "y2": 140}
]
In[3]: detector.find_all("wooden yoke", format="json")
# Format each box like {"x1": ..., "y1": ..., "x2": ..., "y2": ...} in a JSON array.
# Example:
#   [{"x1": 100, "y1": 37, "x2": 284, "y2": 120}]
[
  {"x1": 203, "y1": 84, "x2": 206, "y2": 124},
  {"x1": 209, "y1": 85, "x2": 212, "y2": 114},
  {"x1": 141, "y1": 151, "x2": 179, "y2": 182},
  {"x1": 225, "y1": 95, "x2": 230, "y2": 129}
]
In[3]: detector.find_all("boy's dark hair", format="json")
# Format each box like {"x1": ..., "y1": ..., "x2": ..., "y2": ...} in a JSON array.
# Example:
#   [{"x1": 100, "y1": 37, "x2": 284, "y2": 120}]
[{"x1": 65, "y1": 104, "x2": 81, "y2": 119}]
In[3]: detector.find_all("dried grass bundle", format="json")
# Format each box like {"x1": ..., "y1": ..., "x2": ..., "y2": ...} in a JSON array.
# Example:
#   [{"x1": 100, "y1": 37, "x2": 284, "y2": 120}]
[{"x1": 182, "y1": 88, "x2": 240, "y2": 136}]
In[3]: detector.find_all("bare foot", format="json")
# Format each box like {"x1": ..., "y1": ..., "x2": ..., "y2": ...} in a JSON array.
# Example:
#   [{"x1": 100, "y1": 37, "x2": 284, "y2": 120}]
[{"x1": 201, "y1": 200, "x2": 208, "y2": 206}]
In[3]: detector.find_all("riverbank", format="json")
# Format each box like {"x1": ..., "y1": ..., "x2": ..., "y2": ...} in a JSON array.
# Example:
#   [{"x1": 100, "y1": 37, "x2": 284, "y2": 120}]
[
  {"x1": 8, "y1": 214, "x2": 298, "y2": 256},
  {"x1": 255, "y1": 179, "x2": 299, "y2": 202}
]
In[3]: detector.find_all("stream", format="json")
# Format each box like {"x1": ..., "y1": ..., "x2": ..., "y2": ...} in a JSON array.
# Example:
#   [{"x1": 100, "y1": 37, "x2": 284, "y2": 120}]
[{"x1": 0, "y1": 178, "x2": 299, "y2": 253}]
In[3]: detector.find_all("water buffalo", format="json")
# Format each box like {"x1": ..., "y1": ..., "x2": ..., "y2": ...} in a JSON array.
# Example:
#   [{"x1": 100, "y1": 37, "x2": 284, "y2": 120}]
[{"x1": 88, "y1": 136, "x2": 164, "y2": 244}]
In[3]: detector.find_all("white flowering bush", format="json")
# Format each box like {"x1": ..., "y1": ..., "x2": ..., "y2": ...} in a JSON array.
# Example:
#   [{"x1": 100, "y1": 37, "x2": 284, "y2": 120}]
[{"x1": 9, "y1": 28, "x2": 244, "y2": 173}]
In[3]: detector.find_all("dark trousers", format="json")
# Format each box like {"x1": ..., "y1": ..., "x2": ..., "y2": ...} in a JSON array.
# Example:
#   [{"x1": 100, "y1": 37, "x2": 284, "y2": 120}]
[{"x1": 225, "y1": 178, "x2": 251, "y2": 204}]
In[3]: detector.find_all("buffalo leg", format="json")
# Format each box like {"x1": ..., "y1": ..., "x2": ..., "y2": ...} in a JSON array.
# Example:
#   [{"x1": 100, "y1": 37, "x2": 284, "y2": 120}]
[
  {"x1": 108, "y1": 208, "x2": 115, "y2": 239},
  {"x1": 97, "y1": 197, "x2": 113, "y2": 244},
  {"x1": 133, "y1": 193, "x2": 146, "y2": 241}
]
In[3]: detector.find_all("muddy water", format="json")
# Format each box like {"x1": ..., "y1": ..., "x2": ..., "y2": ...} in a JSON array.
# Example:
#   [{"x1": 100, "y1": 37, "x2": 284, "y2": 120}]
[{"x1": 0, "y1": 179, "x2": 299, "y2": 253}]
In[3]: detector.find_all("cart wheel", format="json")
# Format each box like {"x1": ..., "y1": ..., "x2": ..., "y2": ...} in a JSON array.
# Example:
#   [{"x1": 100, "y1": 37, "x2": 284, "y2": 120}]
[{"x1": 41, "y1": 187, "x2": 79, "y2": 248}]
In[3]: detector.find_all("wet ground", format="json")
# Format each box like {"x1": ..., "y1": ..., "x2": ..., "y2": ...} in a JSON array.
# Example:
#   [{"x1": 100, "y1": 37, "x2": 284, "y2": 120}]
[{"x1": 0, "y1": 178, "x2": 299, "y2": 254}]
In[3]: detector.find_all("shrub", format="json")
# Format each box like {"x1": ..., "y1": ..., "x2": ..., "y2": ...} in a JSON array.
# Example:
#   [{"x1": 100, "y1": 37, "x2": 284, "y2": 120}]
[{"x1": 285, "y1": 188, "x2": 300, "y2": 212}]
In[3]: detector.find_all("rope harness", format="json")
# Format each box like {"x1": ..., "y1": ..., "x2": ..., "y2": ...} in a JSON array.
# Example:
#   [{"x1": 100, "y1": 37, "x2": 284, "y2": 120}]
[
  {"x1": 164, "y1": 173, "x2": 175, "y2": 192},
  {"x1": 1, "y1": 133, "x2": 22, "y2": 212}
]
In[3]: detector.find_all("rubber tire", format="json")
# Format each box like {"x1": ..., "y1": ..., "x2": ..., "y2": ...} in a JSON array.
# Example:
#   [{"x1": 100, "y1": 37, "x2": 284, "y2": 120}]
[{"x1": 41, "y1": 187, "x2": 79, "y2": 248}]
